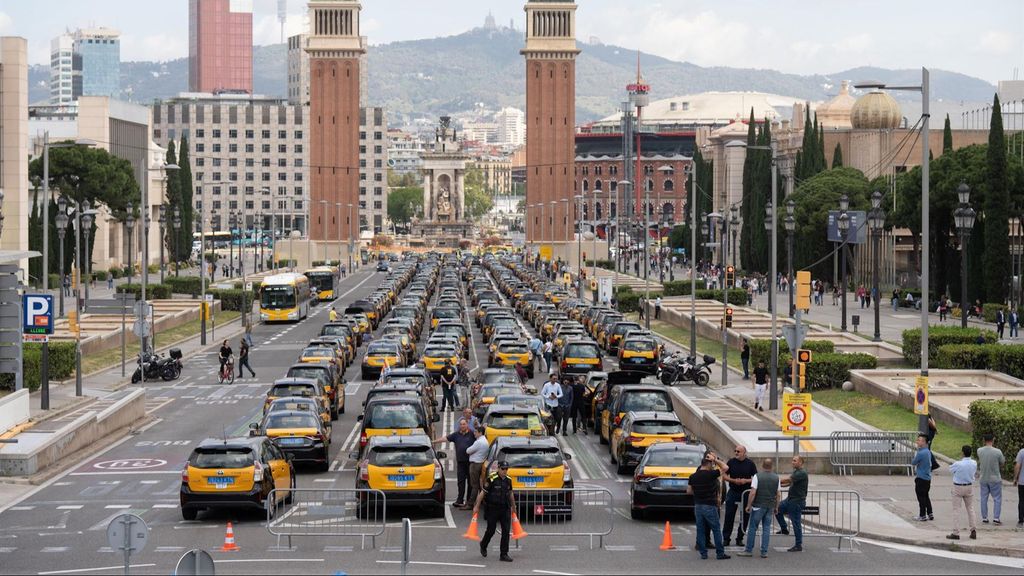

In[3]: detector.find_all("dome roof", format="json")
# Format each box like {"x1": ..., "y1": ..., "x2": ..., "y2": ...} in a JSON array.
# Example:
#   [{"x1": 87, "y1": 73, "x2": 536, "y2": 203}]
[
  {"x1": 818, "y1": 80, "x2": 856, "y2": 129},
  {"x1": 851, "y1": 90, "x2": 902, "y2": 130}
]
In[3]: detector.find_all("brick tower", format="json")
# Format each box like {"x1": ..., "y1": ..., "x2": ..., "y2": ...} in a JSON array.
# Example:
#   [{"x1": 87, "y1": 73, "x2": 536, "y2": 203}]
[
  {"x1": 306, "y1": 1, "x2": 364, "y2": 244},
  {"x1": 523, "y1": 0, "x2": 579, "y2": 250}
]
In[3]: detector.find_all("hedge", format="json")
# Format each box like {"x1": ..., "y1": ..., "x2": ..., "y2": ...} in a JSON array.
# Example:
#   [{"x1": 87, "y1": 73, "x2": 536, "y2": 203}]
[
  {"x1": 778, "y1": 351, "x2": 877, "y2": 390},
  {"x1": 207, "y1": 288, "x2": 253, "y2": 312},
  {"x1": 116, "y1": 283, "x2": 173, "y2": 300},
  {"x1": 933, "y1": 343, "x2": 1024, "y2": 379},
  {"x1": 748, "y1": 339, "x2": 836, "y2": 367},
  {"x1": 165, "y1": 276, "x2": 204, "y2": 296},
  {"x1": 584, "y1": 259, "x2": 615, "y2": 270},
  {"x1": 694, "y1": 289, "x2": 748, "y2": 307},
  {"x1": 0, "y1": 342, "x2": 77, "y2": 392},
  {"x1": 616, "y1": 290, "x2": 663, "y2": 313},
  {"x1": 968, "y1": 400, "x2": 1024, "y2": 480},
  {"x1": 902, "y1": 326, "x2": 997, "y2": 364},
  {"x1": 311, "y1": 260, "x2": 343, "y2": 267},
  {"x1": 108, "y1": 267, "x2": 123, "y2": 279},
  {"x1": 981, "y1": 303, "x2": 1009, "y2": 323},
  {"x1": 92, "y1": 270, "x2": 108, "y2": 281},
  {"x1": 661, "y1": 280, "x2": 707, "y2": 296}
]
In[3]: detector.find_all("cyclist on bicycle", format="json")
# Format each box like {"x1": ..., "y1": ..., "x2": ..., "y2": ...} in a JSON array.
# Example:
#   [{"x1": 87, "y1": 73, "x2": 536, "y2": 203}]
[{"x1": 218, "y1": 340, "x2": 234, "y2": 382}]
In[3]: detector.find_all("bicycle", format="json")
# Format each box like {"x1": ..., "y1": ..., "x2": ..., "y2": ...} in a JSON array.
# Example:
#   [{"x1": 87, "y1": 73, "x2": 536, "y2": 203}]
[{"x1": 219, "y1": 357, "x2": 235, "y2": 385}]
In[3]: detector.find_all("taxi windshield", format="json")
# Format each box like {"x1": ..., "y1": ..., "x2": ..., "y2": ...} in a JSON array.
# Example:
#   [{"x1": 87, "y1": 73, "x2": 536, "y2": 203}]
[
  {"x1": 265, "y1": 413, "x2": 320, "y2": 429},
  {"x1": 501, "y1": 448, "x2": 562, "y2": 468},
  {"x1": 633, "y1": 420, "x2": 684, "y2": 434},
  {"x1": 644, "y1": 450, "x2": 703, "y2": 468},
  {"x1": 366, "y1": 403, "x2": 423, "y2": 428},
  {"x1": 621, "y1": 392, "x2": 672, "y2": 413},
  {"x1": 190, "y1": 448, "x2": 254, "y2": 469},
  {"x1": 369, "y1": 446, "x2": 433, "y2": 467},
  {"x1": 487, "y1": 413, "x2": 541, "y2": 430},
  {"x1": 424, "y1": 347, "x2": 455, "y2": 357},
  {"x1": 287, "y1": 367, "x2": 329, "y2": 384}
]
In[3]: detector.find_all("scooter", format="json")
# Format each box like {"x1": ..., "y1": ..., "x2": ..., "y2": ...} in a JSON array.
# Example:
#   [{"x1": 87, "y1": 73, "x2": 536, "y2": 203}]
[
  {"x1": 658, "y1": 351, "x2": 715, "y2": 387},
  {"x1": 131, "y1": 348, "x2": 183, "y2": 383}
]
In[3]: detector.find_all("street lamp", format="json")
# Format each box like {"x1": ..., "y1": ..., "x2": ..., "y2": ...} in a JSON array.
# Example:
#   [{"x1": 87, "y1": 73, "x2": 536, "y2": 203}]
[
  {"x1": 838, "y1": 194, "x2": 850, "y2": 332},
  {"x1": 336, "y1": 202, "x2": 343, "y2": 269},
  {"x1": 125, "y1": 202, "x2": 135, "y2": 286},
  {"x1": 347, "y1": 203, "x2": 355, "y2": 273},
  {"x1": 785, "y1": 199, "x2": 797, "y2": 317},
  {"x1": 228, "y1": 212, "x2": 236, "y2": 277},
  {"x1": 617, "y1": 180, "x2": 633, "y2": 278},
  {"x1": 55, "y1": 197, "x2": 69, "y2": 318},
  {"x1": 172, "y1": 206, "x2": 181, "y2": 277},
  {"x1": 764, "y1": 201, "x2": 774, "y2": 312},
  {"x1": 954, "y1": 183, "x2": 976, "y2": 329},
  {"x1": 730, "y1": 204, "x2": 741, "y2": 271},
  {"x1": 700, "y1": 218, "x2": 709, "y2": 263},
  {"x1": 319, "y1": 199, "x2": 329, "y2": 264},
  {"x1": 81, "y1": 204, "x2": 94, "y2": 303},
  {"x1": 867, "y1": 191, "x2": 886, "y2": 340},
  {"x1": 157, "y1": 205, "x2": 167, "y2": 284}
]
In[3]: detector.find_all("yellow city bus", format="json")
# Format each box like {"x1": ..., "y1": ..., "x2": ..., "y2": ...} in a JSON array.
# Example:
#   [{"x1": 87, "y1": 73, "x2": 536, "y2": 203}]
[
  {"x1": 304, "y1": 266, "x2": 339, "y2": 301},
  {"x1": 260, "y1": 273, "x2": 312, "y2": 323}
]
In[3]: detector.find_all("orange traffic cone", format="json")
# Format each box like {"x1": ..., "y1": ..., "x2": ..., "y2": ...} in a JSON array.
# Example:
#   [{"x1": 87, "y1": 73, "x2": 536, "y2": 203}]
[
  {"x1": 220, "y1": 522, "x2": 240, "y2": 551},
  {"x1": 462, "y1": 513, "x2": 481, "y2": 541},
  {"x1": 510, "y1": 513, "x2": 528, "y2": 540},
  {"x1": 659, "y1": 521, "x2": 674, "y2": 550}
]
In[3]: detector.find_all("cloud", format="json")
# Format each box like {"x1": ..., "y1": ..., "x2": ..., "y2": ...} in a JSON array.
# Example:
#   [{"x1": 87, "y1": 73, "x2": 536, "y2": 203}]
[
  {"x1": 833, "y1": 33, "x2": 872, "y2": 54},
  {"x1": 120, "y1": 33, "x2": 188, "y2": 63},
  {"x1": 0, "y1": 11, "x2": 12, "y2": 34},
  {"x1": 975, "y1": 30, "x2": 1016, "y2": 55}
]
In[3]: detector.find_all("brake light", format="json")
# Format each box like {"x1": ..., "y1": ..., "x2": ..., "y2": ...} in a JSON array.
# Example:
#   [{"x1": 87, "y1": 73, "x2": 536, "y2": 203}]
[
  {"x1": 613, "y1": 415, "x2": 622, "y2": 426},
  {"x1": 635, "y1": 473, "x2": 656, "y2": 483},
  {"x1": 359, "y1": 461, "x2": 369, "y2": 481},
  {"x1": 562, "y1": 462, "x2": 571, "y2": 482},
  {"x1": 181, "y1": 467, "x2": 189, "y2": 483},
  {"x1": 670, "y1": 436, "x2": 686, "y2": 442},
  {"x1": 561, "y1": 360, "x2": 568, "y2": 371},
  {"x1": 434, "y1": 464, "x2": 443, "y2": 480},
  {"x1": 360, "y1": 434, "x2": 368, "y2": 448},
  {"x1": 253, "y1": 462, "x2": 264, "y2": 482},
  {"x1": 317, "y1": 432, "x2": 328, "y2": 444},
  {"x1": 624, "y1": 435, "x2": 641, "y2": 444}
]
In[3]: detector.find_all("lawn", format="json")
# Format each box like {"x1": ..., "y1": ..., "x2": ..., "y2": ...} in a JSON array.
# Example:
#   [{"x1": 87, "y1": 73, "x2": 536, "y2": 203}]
[
  {"x1": 622, "y1": 313, "x2": 744, "y2": 372},
  {"x1": 81, "y1": 310, "x2": 241, "y2": 375},
  {"x1": 813, "y1": 388, "x2": 972, "y2": 460}
]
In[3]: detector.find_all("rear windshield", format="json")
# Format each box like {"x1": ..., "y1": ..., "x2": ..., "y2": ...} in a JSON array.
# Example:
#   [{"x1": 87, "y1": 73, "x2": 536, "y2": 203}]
[
  {"x1": 269, "y1": 400, "x2": 317, "y2": 412},
  {"x1": 564, "y1": 344, "x2": 600, "y2": 358},
  {"x1": 387, "y1": 375, "x2": 426, "y2": 386},
  {"x1": 491, "y1": 318, "x2": 518, "y2": 328},
  {"x1": 190, "y1": 448, "x2": 254, "y2": 469},
  {"x1": 302, "y1": 347, "x2": 333, "y2": 357},
  {"x1": 633, "y1": 420, "x2": 684, "y2": 435},
  {"x1": 366, "y1": 403, "x2": 424, "y2": 429},
  {"x1": 614, "y1": 324, "x2": 642, "y2": 335},
  {"x1": 621, "y1": 392, "x2": 672, "y2": 413},
  {"x1": 487, "y1": 413, "x2": 541, "y2": 430},
  {"x1": 623, "y1": 340, "x2": 656, "y2": 352},
  {"x1": 265, "y1": 413, "x2": 320, "y2": 429},
  {"x1": 286, "y1": 367, "x2": 329, "y2": 385},
  {"x1": 432, "y1": 308, "x2": 461, "y2": 319},
  {"x1": 369, "y1": 446, "x2": 433, "y2": 467},
  {"x1": 644, "y1": 451, "x2": 702, "y2": 468},
  {"x1": 424, "y1": 347, "x2": 455, "y2": 357},
  {"x1": 482, "y1": 385, "x2": 521, "y2": 398},
  {"x1": 271, "y1": 384, "x2": 316, "y2": 397},
  {"x1": 321, "y1": 325, "x2": 348, "y2": 336},
  {"x1": 482, "y1": 372, "x2": 519, "y2": 385},
  {"x1": 501, "y1": 448, "x2": 562, "y2": 469},
  {"x1": 435, "y1": 325, "x2": 467, "y2": 336},
  {"x1": 499, "y1": 344, "x2": 529, "y2": 354},
  {"x1": 368, "y1": 343, "x2": 400, "y2": 355}
]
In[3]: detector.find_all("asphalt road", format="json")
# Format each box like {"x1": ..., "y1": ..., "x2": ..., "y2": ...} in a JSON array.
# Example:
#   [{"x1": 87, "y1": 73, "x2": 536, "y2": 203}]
[{"x1": 0, "y1": 266, "x2": 1019, "y2": 575}]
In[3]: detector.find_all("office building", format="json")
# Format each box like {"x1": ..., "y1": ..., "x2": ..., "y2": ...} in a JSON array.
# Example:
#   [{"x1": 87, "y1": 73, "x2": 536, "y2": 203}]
[
  {"x1": 359, "y1": 107, "x2": 388, "y2": 233},
  {"x1": 495, "y1": 106, "x2": 525, "y2": 148},
  {"x1": 50, "y1": 34, "x2": 73, "y2": 105},
  {"x1": 189, "y1": 0, "x2": 254, "y2": 94},
  {"x1": 72, "y1": 28, "x2": 120, "y2": 100},
  {"x1": 387, "y1": 129, "x2": 425, "y2": 174}
]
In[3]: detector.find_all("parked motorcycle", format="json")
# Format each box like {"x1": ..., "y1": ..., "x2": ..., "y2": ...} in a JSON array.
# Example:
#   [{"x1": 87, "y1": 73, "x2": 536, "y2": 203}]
[
  {"x1": 131, "y1": 348, "x2": 183, "y2": 383},
  {"x1": 658, "y1": 351, "x2": 715, "y2": 387}
]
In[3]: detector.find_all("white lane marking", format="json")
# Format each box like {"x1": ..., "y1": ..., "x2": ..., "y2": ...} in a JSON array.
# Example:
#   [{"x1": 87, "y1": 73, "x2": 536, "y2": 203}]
[
  {"x1": 52, "y1": 482, "x2": 72, "y2": 487},
  {"x1": 103, "y1": 505, "x2": 131, "y2": 509},
  {"x1": 436, "y1": 545, "x2": 466, "y2": 552},
  {"x1": 55, "y1": 506, "x2": 82, "y2": 510},
  {"x1": 0, "y1": 547, "x2": 15, "y2": 553},
  {"x1": 69, "y1": 471, "x2": 180, "y2": 476},
  {"x1": 41, "y1": 547, "x2": 70, "y2": 553},
  {"x1": 151, "y1": 504, "x2": 177, "y2": 509},
  {"x1": 312, "y1": 478, "x2": 335, "y2": 483},
  {"x1": 377, "y1": 560, "x2": 485, "y2": 569},
  {"x1": 139, "y1": 480, "x2": 160, "y2": 485},
  {"x1": 155, "y1": 546, "x2": 186, "y2": 552},
  {"x1": 533, "y1": 571, "x2": 581, "y2": 576},
  {"x1": 214, "y1": 559, "x2": 324, "y2": 563},
  {"x1": 443, "y1": 501, "x2": 456, "y2": 529},
  {"x1": 9, "y1": 506, "x2": 34, "y2": 511},
  {"x1": 323, "y1": 545, "x2": 354, "y2": 552},
  {"x1": 38, "y1": 564, "x2": 157, "y2": 575},
  {"x1": 856, "y1": 537, "x2": 1024, "y2": 569}
]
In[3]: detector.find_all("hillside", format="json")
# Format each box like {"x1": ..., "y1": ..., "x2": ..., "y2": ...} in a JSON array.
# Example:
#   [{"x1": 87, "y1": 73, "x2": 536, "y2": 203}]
[{"x1": 27, "y1": 26, "x2": 997, "y2": 123}]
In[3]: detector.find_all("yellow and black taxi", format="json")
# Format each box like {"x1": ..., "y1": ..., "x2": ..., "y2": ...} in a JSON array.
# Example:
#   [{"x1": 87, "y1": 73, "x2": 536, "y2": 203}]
[
  {"x1": 559, "y1": 340, "x2": 603, "y2": 378},
  {"x1": 320, "y1": 322, "x2": 358, "y2": 355},
  {"x1": 600, "y1": 383, "x2": 673, "y2": 446},
  {"x1": 629, "y1": 442, "x2": 704, "y2": 520},
  {"x1": 352, "y1": 434, "x2": 447, "y2": 518},
  {"x1": 254, "y1": 409, "x2": 331, "y2": 471},
  {"x1": 264, "y1": 395, "x2": 332, "y2": 436},
  {"x1": 492, "y1": 341, "x2": 534, "y2": 377},
  {"x1": 472, "y1": 382, "x2": 527, "y2": 420},
  {"x1": 430, "y1": 306, "x2": 461, "y2": 330},
  {"x1": 309, "y1": 336, "x2": 351, "y2": 369},
  {"x1": 286, "y1": 362, "x2": 343, "y2": 419},
  {"x1": 481, "y1": 403, "x2": 546, "y2": 443},
  {"x1": 345, "y1": 301, "x2": 379, "y2": 329},
  {"x1": 361, "y1": 340, "x2": 405, "y2": 380},
  {"x1": 606, "y1": 321, "x2": 643, "y2": 354},
  {"x1": 299, "y1": 343, "x2": 342, "y2": 371},
  {"x1": 434, "y1": 320, "x2": 470, "y2": 352},
  {"x1": 381, "y1": 326, "x2": 416, "y2": 363},
  {"x1": 180, "y1": 436, "x2": 295, "y2": 520},
  {"x1": 618, "y1": 335, "x2": 660, "y2": 374},
  {"x1": 264, "y1": 378, "x2": 329, "y2": 416},
  {"x1": 481, "y1": 436, "x2": 574, "y2": 519},
  {"x1": 345, "y1": 313, "x2": 372, "y2": 339},
  {"x1": 610, "y1": 411, "x2": 686, "y2": 474},
  {"x1": 420, "y1": 343, "x2": 460, "y2": 379},
  {"x1": 364, "y1": 382, "x2": 435, "y2": 421},
  {"x1": 356, "y1": 395, "x2": 439, "y2": 455}
]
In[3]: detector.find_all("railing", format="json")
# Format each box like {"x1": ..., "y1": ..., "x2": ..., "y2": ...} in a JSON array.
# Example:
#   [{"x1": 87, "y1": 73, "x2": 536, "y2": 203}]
[
  {"x1": 742, "y1": 488, "x2": 861, "y2": 550},
  {"x1": 828, "y1": 431, "x2": 918, "y2": 476},
  {"x1": 510, "y1": 487, "x2": 614, "y2": 549},
  {"x1": 266, "y1": 488, "x2": 387, "y2": 549}
]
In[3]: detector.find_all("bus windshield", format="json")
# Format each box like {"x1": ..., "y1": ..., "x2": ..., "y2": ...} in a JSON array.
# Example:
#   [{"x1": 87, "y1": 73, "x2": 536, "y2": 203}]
[
  {"x1": 305, "y1": 271, "x2": 334, "y2": 292},
  {"x1": 262, "y1": 285, "x2": 295, "y2": 309}
]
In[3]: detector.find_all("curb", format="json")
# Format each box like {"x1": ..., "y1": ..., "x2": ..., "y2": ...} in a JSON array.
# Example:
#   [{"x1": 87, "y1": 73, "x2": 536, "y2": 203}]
[{"x1": 855, "y1": 529, "x2": 1024, "y2": 559}]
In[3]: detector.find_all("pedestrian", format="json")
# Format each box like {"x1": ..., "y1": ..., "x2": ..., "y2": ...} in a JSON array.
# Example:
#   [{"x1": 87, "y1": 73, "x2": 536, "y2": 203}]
[
  {"x1": 752, "y1": 361, "x2": 768, "y2": 411},
  {"x1": 514, "y1": 361, "x2": 529, "y2": 384},
  {"x1": 977, "y1": 433, "x2": 1005, "y2": 525},
  {"x1": 107, "y1": 274, "x2": 114, "y2": 290},
  {"x1": 329, "y1": 307, "x2": 338, "y2": 322},
  {"x1": 557, "y1": 375, "x2": 573, "y2": 436},
  {"x1": 638, "y1": 296, "x2": 645, "y2": 320},
  {"x1": 440, "y1": 359, "x2": 459, "y2": 412},
  {"x1": 655, "y1": 296, "x2": 662, "y2": 320},
  {"x1": 1014, "y1": 446, "x2": 1024, "y2": 528},
  {"x1": 243, "y1": 324, "x2": 253, "y2": 348},
  {"x1": 912, "y1": 433, "x2": 935, "y2": 521},
  {"x1": 473, "y1": 461, "x2": 516, "y2": 562},
  {"x1": 62, "y1": 274, "x2": 71, "y2": 296},
  {"x1": 775, "y1": 455, "x2": 808, "y2": 552},
  {"x1": 997, "y1": 308, "x2": 1007, "y2": 339},
  {"x1": 737, "y1": 458, "x2": 780, "y2": 558},
  {"x1": 892, "y1": 288, "x2": 900, "y2": 312},
  {"x1": 741, "y1": 339, "x2": 750, "y2": 380},
  {"x1": 542, "y1": 339, "x2": 554, "y2": 374},
  {"x1": 433, "y1": 418, "x2": 475, "y2": 509},
  {"x1": 237, "y1": 337, "x2": 256, "y2": 378},
  {"x1": 453, "y1": 407, "x2": 480, "y2": 434},
  {"x1": 466, "y1": 425, "x2": 489, "y2": 508},
  {"x1": 939, "y1": 296, "x2": 948, "y2": 322},
  {"x1": 723, "y1": 445, "x2": 757, "y2": 547},
  {"x1": 528, "y1": 335, "x2": 543, "y2": 372},
  {"x1": 947, "y1": 445, "x2": 978, "y2": 540},
  {"x1": 541, "y1": 374, "x2": 563, "y2": 433},
  {"x1": 571, "y1": 376, "x2": 587, "y2": 435},
  {"x1": 688, "y1": 451, "x2": 731, "y2": 560},
  {"x1": 1011, "y1": 309, "x2": 1020, "y2": 339}
]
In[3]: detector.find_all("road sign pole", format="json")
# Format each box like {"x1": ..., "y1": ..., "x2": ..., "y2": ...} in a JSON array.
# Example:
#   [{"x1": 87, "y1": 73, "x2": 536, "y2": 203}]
[{"x1": 121, "y1": 297, "x2": 126, "y2": 377}]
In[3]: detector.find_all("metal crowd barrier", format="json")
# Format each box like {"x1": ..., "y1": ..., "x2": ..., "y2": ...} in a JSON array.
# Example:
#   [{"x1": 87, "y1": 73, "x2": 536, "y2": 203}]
[
  {"x1": 266, "y1": 488, "x2": 387, "y2": 549},
  {"x1": 828, "y1": 431, "x2": 918, "y2": 476},
  {"x1": 510, "y1": 487, "x2": 614, "y2": 549},
  {"x1": 741, "y1": 488, "x2": 861, "y2": 550}
]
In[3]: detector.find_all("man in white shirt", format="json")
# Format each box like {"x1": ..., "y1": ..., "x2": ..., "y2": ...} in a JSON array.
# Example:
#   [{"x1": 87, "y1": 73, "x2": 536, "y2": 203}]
[
  {"x1": 466, "y1": 426, "x2": 489, "y2": 509},
  {"x1": 947, "y1": 445, "x2": 978, "y2": 540},
  {"x1": 541, "y1": 374, "x2": 563, "y2": 429}
]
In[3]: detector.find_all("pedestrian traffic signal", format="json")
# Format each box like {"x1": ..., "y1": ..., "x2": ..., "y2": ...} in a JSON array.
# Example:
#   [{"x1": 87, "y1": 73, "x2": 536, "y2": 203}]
[
  {"x1": 725, "y1": 307, "x2": 734, "y2": 328},
  {"x1": 68, "y1": 309, "x2": 79, "y2": 336},
  {"x1": 725, "y1": 266, "x2": 735, "y2": 287},
  {"x1": 796, "y1": 270, "x2": 811, "y2": 311},
  {"x1": 796, "y1": 349, "x2": 812, "y2": 363},
  {"x1": 797, "y1": 361, "x2": 807, "y2": 390}
]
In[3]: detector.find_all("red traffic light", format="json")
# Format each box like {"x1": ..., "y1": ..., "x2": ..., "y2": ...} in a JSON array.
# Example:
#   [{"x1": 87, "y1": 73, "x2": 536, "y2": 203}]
[{"x1": 726, "y1": 307, "x2": 733, "y2": 316}]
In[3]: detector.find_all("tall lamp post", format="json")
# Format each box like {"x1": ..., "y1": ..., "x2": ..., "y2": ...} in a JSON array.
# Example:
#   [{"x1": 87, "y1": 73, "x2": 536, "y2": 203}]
[
  {"x1": 82, "y1": 207, "x2": 94, "y2": 304},
  {"x1": 55, "y1": 198, "x2": 69, "y2": 318},
  {"x1": 157, "y1": 205, "x2": 167, "y2": 284},
  {"x1": 785, "y1": 199, "x2": 796, "y2": 317},
  {"x1": 838, "y1": 194, "x2": 850, "y2": 332},
  {"x1": 125, "y1": 203, "x2": 135, "y2": 286},
  {"x1": 172, "y1": 206, "x2": 181, "y2": 277},
  {"x1": 346, "y1": 203, "x2": 355, "y2": 272},
  {"x1": 954, "y1": 183, "x2": 976, "y2": 329},
  {"x1": 228, "y1": 212, "x2": 236, "y2": 277},
  {"x1": 686, "y1": 162, "x2": 698, "y2": 356},
  {"x1": 72, "y1": 200, "x2": 98, "y2": 398},
  {"x1": 867, "y1": 191, "x2": 886, "y2": 340},
  {"x1": 575, "y1": 194, "x2": 584, "y2": 298},
  {"x1": 335, "y1": 202, "x2": 343, "y2": 268},
  {"x1": 730, "y1": 204, "x2": 740, "y2": 270}
]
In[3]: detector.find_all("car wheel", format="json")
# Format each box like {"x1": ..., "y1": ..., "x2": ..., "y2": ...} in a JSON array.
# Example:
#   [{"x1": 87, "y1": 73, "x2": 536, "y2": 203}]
[
  {"x1": 181, "y1": 507, "x2": 198, "y2": 521},
  {"x1": 265, "y1": 495, "x2": 277, "y2": 520},
  {"x1": 285, "y1": 474, "x2": 296, "y2": 504},
  {"x1": 630, "y1": 507, "x2": 644, "y2": 520},
  {"x1": 599, "y1": 432, "x2": 608, "y2": 445},
  {"x1": 339, "y1": 400, "x2": 346, "y2": 415},
  {"x1": 331, "y1": 406, "x2": 339, "y2": 421},
  {"x1": 432, "y1": 504, "x2": 446, "y2": 518},
  {"x1": 610, "y1": 451, "x2": 617, "y2": 466},
  {"x1": 615, "y1": 457, "x2": 629, "y2": 476},
  {"x1": 361, "y1": 370, "x2": 370, "y2": 380}
]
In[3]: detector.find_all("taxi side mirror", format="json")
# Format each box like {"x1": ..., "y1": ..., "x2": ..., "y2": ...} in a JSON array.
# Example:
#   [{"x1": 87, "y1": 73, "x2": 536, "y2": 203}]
[
  {"x1": 248, "y1": 422, "x2": 260, "y2": 436},
  {"x1": 356, "y1": 414, "x2": 364, "y2": 421},
  {"x1": 285, "y1": 453, "x2": 294, "y2": 462},
  {"x1": 436, "y1": 451, "x2": 447, "y2": 459},
  {"x1": 347, "y1": 451, "x2": 359, "y2": 460},
  {"x1": 563, "y1": 453, "x2": 572, "y2": 460},
  {"x1": 431, "y1": 414, "x2": 441, "y2": 423}
]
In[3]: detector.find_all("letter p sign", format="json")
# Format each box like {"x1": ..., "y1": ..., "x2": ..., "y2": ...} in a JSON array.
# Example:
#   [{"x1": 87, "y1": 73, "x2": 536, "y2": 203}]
[{"x1": 23, "y1": 294, "x2": 54, "y2": 335}]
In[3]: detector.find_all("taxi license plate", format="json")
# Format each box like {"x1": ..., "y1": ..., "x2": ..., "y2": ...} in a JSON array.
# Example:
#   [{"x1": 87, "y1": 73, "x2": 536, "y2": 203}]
[
  {"x1": 388, "y1": 475, "x2": 415, "y2": 482},
  {"x1": 631, "y1": 357, "x2": 646, "y2": 363},
  {"x1": 278, "y1": 437, "x2": 304, "y2": 446},
  {"x1": 661, "y1": 478, "x2": 688, "y2": 488},
  {"x1": 517, "y1": 476, "x2": 541, "y2": 485},
  {"x1": 573, "y1": 363, "x2": 590, "y2": 368},
  {"x1": 207, "y1": 477, "x2": 235, "y2": 488}
]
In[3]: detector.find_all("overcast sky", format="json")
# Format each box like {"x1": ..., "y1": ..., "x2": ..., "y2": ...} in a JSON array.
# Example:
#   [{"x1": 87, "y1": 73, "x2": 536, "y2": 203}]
[{"x1": 1, "y1": 0, "x2": 1021, "y2": 84}]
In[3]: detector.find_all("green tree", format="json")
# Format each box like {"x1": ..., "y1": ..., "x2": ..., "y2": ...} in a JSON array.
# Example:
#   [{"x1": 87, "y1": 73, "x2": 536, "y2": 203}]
[
  {"x1": 164, "y1": 140, "x2": 184, "y2": 261},
  {"x1": 789, "y1": 167, "x2": 871, "y2": 280},
  {"x1": 740, "y1": 112, "x2": 773, "y2": 272},
  {"x1": 464, "y1": 167, "x2": 494, "y2": 220},
  {"x1": 27, "y1": 190, "x2": 42, "y2": 285},
  {"x1": 985, "y1": 94, "x2": 1009, "y2": 303},
  {"x1": 943, "y1": 114, "x2": 953, "y2": 153},
  {"x1": 832, "y1": 143, "x2": 844, "y2": 168},
  {"x1": 387, "y1": 186, "x2": 424, "y2": 223},
  {"x1": 178, "y1": 136, "x2": 195, "y2": 257}
]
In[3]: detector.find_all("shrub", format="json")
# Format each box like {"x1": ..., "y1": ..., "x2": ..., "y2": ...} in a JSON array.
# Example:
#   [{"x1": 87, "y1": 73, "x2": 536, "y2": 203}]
[
  {"x1": 584, "y1": 259, "x2": 615, "y2": 270},
  {"x1": 933, "y1": 343, "x2": 1024, "y2": 379},
  {"x1": 92, "y1": 270, "x2": 108, "y2": 281},
  {"x1": 982, "y1": 303, "x2": 1009, "y2": 323},
  {"x1": 116, "y1": 283, "x2": 173, "y2": 300},
  {"x1": 969, "y1": 400, "x2": 1024, "y2": 480},
  {"x1": 208, "y1": 288, "x2": 253, "y2": 312},
  {"x1": 0, "y1": 342, "x2": 77, "y2": 391},
  {"x1": 901, "y1": 326, "x2": 997, "y2": 364},
  {"x1": 147, "y1": 264, "x2": 160, "y2": 274},
  {"x1": 109, "y1": 267, "x2": 122, "y2": 280},
  {"x1": 204, "y1": 252, "x2": 219, "y2": 263},
  {"x1": 694, "y1": 289, "x2": 747, "y2": 306},
  {"x1": 777, "y1": 351, "x2": 877, "y2": 390},
  {"x1": 47, "y1": 274, "x2": 61, "y2": 288},
  {"x1": 748, "y1": 339, "x2": 836, "y2": 367},
  {"x1": 165, "y1": 276, "x2": 204, "y2": 296},
  {"x1": 661, "y1": 280, "x2": 707, "y2": 296}
]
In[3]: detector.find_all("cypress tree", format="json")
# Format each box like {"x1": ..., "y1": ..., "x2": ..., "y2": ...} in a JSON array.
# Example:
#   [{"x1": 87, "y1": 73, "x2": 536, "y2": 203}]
[
  {"x1": 984, "y1": 94, "x2": 1009, "y2": 303},
  {"x1": 740, "y1": 109, "x2": 757, "y2": 270},
  {"x1": 164, "y1": 140, "x2": 182, "y2": 261},
  {"x1": 178, "y1": 136, "x2": 195, "y2": 259},
  {"x1": 943, "y1": 114, "x2": 953, "y2": 153},
  {"x1": 815, "y1": 117, "x2": 826, "y2": 174},
  {"x1": 28, "y1": 191, "x2": 41, "y2": 285},
  {"x1": 832, "y1": 143, "x2": 843, "y2": 168}
]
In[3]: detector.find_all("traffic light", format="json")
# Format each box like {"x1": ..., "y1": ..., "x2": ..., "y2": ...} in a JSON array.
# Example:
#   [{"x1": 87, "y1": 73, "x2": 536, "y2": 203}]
[
  {"x1": 796, "y1": 349, "x2": 813, "y2": 363},
  {"x1": 725, "y1": 266, "x2": 735, "y2": 288},
  {"x1": 725, "y1": 307, "x2": 734, "y2": 328},
  {"x1": 68, "y1": 309, "x2": 79, "y2": 336},
  {"x1": 797, "y1": 361, "x2": 807, "y2": 390},
  {"x1": 796, "y1": 270, "x2": 811, "y2": 311}
]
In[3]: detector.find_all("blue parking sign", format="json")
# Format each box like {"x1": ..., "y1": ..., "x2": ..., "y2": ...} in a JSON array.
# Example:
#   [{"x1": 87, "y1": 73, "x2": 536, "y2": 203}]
[{"x1": 23, "y1": 294, "x2": 54, "y2": 335}]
